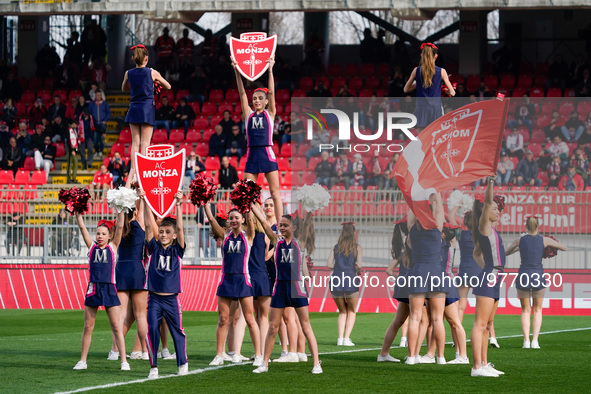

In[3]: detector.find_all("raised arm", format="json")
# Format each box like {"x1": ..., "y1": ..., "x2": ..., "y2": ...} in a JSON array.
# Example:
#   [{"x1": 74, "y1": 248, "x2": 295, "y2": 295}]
[
  {"x1": 448, "y1": 205, "x2": 460, "y2": 226},
  {"x1": 135, "y1": 194, "x2": 145, "y2": 229},
  {"x1": 403, "y1": 67, "x2": 417, "y2": 93},
  {"x1": 505, "y1": 237, "x2": 520, "y2": 256},
  {"x1": 244, "y1": 211, "x2": 255, "y2": 244},
  {"x1": 231, "y1": 57, "x2": 251, "y2": 119},
  {"x1": 76, "y1": 212, "x2": 93, "y2": 249},
  {"x1": 151, "y1": 69, "x2": 172, "y2": 90},
  {"x1": 174, "y1": 191, "x2": 185, "y2": 249},
  {"x1": 121, "y1": 71, "x2": 130, "y2": 91},
  {"x1": 251, "y1": 202, "x2": 278, "y2": 245},
  {"x1": 139, "y1": 189, "x2": 157, "y2": 241},
  {"x1": 204, "y1": 202, "x2": 225, "y2": 240},
  {"x1": 479, "y1": 175, "x2": 496, "y2": 236},
  {"x1": 543, "y1": 236, "x2": 568, "y2": 251},
  {"x1": 407, "y1": 208, "x2": 417, "y2": 242},
  {"x1": 431, "y1": 193, "x2": 444, "y2": 231},
  {"x1": 111, "y1": 211, "x2": 125, "y2": 249},
  {"x1": 441, "y1": 69, "x2": 456, "y2": 97},
  {"x1": 266, "y1": 57, "x2": 276, "y2": 118},
  {"x1": 326, "y1": 248, "x2": 335, "y2": 270}
]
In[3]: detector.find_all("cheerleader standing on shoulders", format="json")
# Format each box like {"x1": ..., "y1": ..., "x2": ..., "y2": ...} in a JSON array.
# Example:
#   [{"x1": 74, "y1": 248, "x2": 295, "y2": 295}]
[
  {"x1": 405, "y1": 194, "x2": 448, "y2": 365},
  {"x1": 205, "y1": 203, "x2": 263, "y2": 367},
  {"x1": 505, "y1": 216, "x2": 567, "y2": 349},
  {"x1": 470, "y1": 175, "x2": 505, "y2": 377},
  {"x1": 328, "y1": 222, "x2": 363, "y2": 346},
  {"x1": 141, "y1": 190, "x2": 188, "y2": 379},
  {"x1": 121, "y1": 44, "x2": 171, "y2": 179},
  {"x1": 377, "y1": 219, "x2": 409, "y2": 362},
  {"x1": 232, "y1": 56, "x2": 283, "y2": 224},
  {"x1": 251, "y1": 204, "x2": 322, "y2": 374},
  {"x1": 73, "y1": 213, "x2": 129, "y2": 371}
]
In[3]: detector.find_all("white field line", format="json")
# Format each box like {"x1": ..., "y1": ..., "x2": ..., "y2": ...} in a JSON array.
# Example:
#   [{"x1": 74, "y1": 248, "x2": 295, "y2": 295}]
[{"x1": 55, "y1": 326, "x2": 591, "y2": 394}]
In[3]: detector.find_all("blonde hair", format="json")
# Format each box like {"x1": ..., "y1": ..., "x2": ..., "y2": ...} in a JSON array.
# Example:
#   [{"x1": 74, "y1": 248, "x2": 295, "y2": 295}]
[
  {"x1": 526, "y1": 217, "x2": 539, "y2": 233},
  {"x1": 420, "y1": 45, "x2": 438, "y2": 88},
  {"x1": 336, "y1": 223, "x2": 358, "y2": 260},
  {"x1": 132, "y1": 46, "x2": 148, "y2": 66}
]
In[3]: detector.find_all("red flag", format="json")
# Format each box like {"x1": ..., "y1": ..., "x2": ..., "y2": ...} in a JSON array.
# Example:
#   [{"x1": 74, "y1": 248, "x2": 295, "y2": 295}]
[{"x1": 394, "y1": 99, "x2": 510, "y2": 229}]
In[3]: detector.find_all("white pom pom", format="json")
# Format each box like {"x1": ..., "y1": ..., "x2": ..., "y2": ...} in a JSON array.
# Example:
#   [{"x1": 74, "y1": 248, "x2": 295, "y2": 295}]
[
  {"x1": 447, "y1": 190, "x2": 474, "y2": 217},
  {"x1": 295, "y1": 184, "x2": 331, "y2": 212},
  {"x1": 107, "y1": 187, "x2": 139, "y2": 213}
]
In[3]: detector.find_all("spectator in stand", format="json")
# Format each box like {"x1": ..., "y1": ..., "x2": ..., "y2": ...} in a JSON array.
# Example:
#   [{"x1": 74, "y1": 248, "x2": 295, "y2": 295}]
[
  {"x1": 154, "y1": 27, "x2": 176, "y2": 74},
  {"x1": 515, "y1": 150, "x2": 542, "y2": 187},
  {"x1": 314, "y1": 151, "x2": 334, "y2": 187},
  {"x1": 575, "y1": 68, "x2": 591, "y2": 97},
  {"x1": 209, "y1": 124, "x2": 226, "y2": 159},
  {"x1": 1, "y1": 137, "x2": 22, "y2": 175},
  {"x1": 0, "y1": 121, "x2": 11, "y2": 148},
  {"x1": 506, "y1": 126, "x2": 525, "y2": 160},
  {"x1": 542, "y1": 135, "x2": 570, "y2": 169},
  {"x1": 65, "y1": 120, "x2": 82, "y2": 183},
  {"x1": 65, "y1": 95, "x2": 79, "y2": 121},
  {"x1": 307, "y1": 80, "x2": 332, "y2": 97},
  {"x1": 496, "y1": 150, "x2": 515, "y2": 185},
  {"x1": 360, "y1": 28, "x2": 377, "y2": 63},
  {"x1": 474, "y1": 82, "x2": 492, "y2": 98},
  {"x1": 336, "y1": 84, "x2": 355, "y2": 98},
  {"x1": 15, "y1": 125, "x2": 31, "y2": 157},
  {"x1": 196, "y1": 204, "x2": 217, "y2": 259},
  {"x1": 558, "y1": 163, "x2": 585, "y2": 191},
  {"x1": 561, "y1": 110, "x2": 585, "y2": 142},
  {"x1": 87, "y1": 81, "x2": 105, "y2": 102},
  {"x1": 34, "y1": 135, "x2": 56, "y2": 179},
  {"x1": 59, "y1": 31, "x2": 83, "y2": 68},
  {"x1": 88, "y1": 91, "x2": 110, "y2": 157},
  {"x1": 80, "y1": 19, "x2": 107, "y2": 65},
  {"x1": 305, "y1": 127, "x2": 330, "y2": 160},
  {"x1": 177, "y1": 28, "x2": 194, "y2": 83},
  {"x1": 543, "y1": 109, "x2": 561, "y2": 140},
  {"x1": 5, "y1": 211, "x2": 24, "y2": 256},
  {"x1": 507, "y1": 94, "x2": 535, "y2": 134},
  {"x1": 108, "y1": 151, "x2": 129, "y2": 185},
  {"x1": 366, "y1": 153, "x2": 386, "y2": 189},
  {"x1": 89, "y1": 164, "x2": 113, "y2": 200},
  {"x1": 47, "y1": 115, "x2": 67, "y2": 144},
  {"x1": 546, "y1": 54, "x2": 569, "y2": 92},
  {"x1": 35, "y1": 44, "x2": 60, "y2": 79},
  {"x1": 155, "y1": 95, "x2": 176, "y2": 137},
  {"x1": 89, "y1": 59, "x2": 111, "y2": 91},
  {"x1": 330, "y1": 152, "x2": 353, "y2": 189},
  {"x1": 30, "y1": 124, "x2": 48, "y2": 153},
  {"x1": 382, "y1": 154, "x2": 399, "y2": 190},
  {"x1": 571, "y1": 148, "x2": 590, "y2": 183},
  {"x1": 224, "y1": 124, "x2": 246, "y2": 161},
  {"x1": 74, "y1": 96, "x2": 88, "y2": 118},
  {"x1": 187, "y1": 67, "x2": 206, "y2": 107},
  {"x1": 174, "y1": 97, "x2": 195, "y2": 135},
  {"x1": 78, "y1": 108, "x2": 94, "y2": 169},
  {"x1": 547, "y1": 154, "x2": 563, "y2": 187},
  {"x1": 571, "y1": 54, "x2": 589, "y2": 85},
  {"x1": 284, "y1": 112, "x2": 305, "y2": 144},
  {"x1": 185, "y1": 151, "x2": 205, "y2": 181},
  {"x1": 217, "y1": 110, "x2": 235, "y2": 135},
  {"x1": 1, "y1": 98, "x2": 17, "y2": 128},
  {"x1": 46, "y1": 95, "x2": 67, "y2": 121},
  {"x1": 350, "y1": 153, "x2": 367, "y2": 187},
  {"x1": 0, "y1": 72, "x2": 22, "y2": 101},
  {"x1": 50, "y1": 208, "x2": 77, "y2": 256},
  {"x1": 218, "y1": 156, "x2": 238, "y2": 190},
  {"x1": 388, "y1": 68, "x2": 406, "y2": 97},
  {"x1": 29, "y1": 98, "x2": 47, "y2": 126},
  {"x1": 55, "y1": 56, "x2": 78, "y2": 91}
]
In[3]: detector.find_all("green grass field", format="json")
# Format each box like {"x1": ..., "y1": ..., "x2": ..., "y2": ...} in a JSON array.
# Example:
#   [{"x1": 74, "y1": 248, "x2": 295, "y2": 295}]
[{"x1": 0, "y1": 310, "x2": 589, "y2": 393}]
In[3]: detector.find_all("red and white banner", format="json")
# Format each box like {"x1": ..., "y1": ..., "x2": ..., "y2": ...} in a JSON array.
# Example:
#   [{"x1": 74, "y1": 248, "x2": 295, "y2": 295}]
[
  {"x1": 135, "y1": 145, "x2": 185, "y2": 219},
  {"x1": 394, "y1": 99, "x2": 510, "y2": 228},
  {"x1": 229, "y1": 32, "x2": 277, "y2": 82}
]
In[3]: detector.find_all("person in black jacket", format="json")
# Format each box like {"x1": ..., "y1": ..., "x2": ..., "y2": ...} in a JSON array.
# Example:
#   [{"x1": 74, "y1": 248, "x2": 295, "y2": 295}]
[
  {"x1": 209, "y1": 125, "x2": 226, "y2": 159},
  {"x1": 314, "y1": 151, "x2": 334, "y2": 187},
  {"x1": 224, "y1": 124, "x2": 246, "y2": 160},
  {"x1": 34, "y1": 135, "x2": 57, "y2": 179},
  {"x1": 330, "y1": 152, "x2": 353, "y2": 189},
  {"x1": 2, "y1": 137, "x2": 23, "y2": 175},
  {"x1": 46, "y1": 95, "x2": 67, "y2": 121},
  {"x1": 155, "y1": 95, "x2": 176, "y2": 137},
  {"x1": 6, "y1": 212, "x2": 24, "y2": 256},
  {"x1": 218, "y1": 156, "x2": 238, "y2": 189},
  {"x1": 174, "y1": 97, "x2": 196, "y2": 136}
]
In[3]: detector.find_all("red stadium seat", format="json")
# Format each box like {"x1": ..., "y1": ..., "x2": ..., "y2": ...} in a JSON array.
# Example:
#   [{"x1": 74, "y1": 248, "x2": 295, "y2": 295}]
[
  {"x1": 331, "y1": 76, "x2": 346, "y2": 89},
  {"x1": 365, "y1": 76, "x2": 381, "y2": 89},
  {"x1": 185, "y1": 130, "x2": 201, "y2": 142},
  {"x1": 499, "y1": 74, "x2": 515, "y2": 88},
  {"x1": 530, "y1": 130, "x2": 546, "y2": 143},
  {"x1": 301, "y1": 171, "x2": 316, "y2": 185},
  {"x1": 484, "y1": 75, "x2": 498, "y2": 90},
  {"x1": 0, "y1": 170, "x2": 13, "y2": 184},
  {"x1": 331, "y1": 185, "x2": 346, "y2": 201},
  {"x1": 559, "y1": 101, "x2": 575, "y2": 116},
  {"x1": 37, "y1": 90, "x2": 51, "y2": 103},
  {"x1": 53, "y1": 89, "x2": 67, "y2": 100},
  {"x1": 210, "y1": 115, "x2": 223, "y2": 127},
  {"x1": 291, "y1": 89, "x2": 306, "y2": 97},
  {"x1": 119, "y1": 128, "x2": 132, "y2": 143},
  {"x1": 194, "y1": 143, "x2": 209, "y2": 157},
  {"x1": 14, "y1": 170, "x2": 30, "y2": 185},
  {"x1": 577, "y1": 101, "x2": 591, "y2": 115},
  {"x1": 225, "y1": 89, "x2": 239, "y2": 103},
  {"x1": 511, "y1": 87, "x2": 528, "y2": 97},
  {"x1": 530, "y1": 87, "x2": 544, "y2": 97},
  {"x1": 279, "y1": 143, "x2": 292, "y2": 157},
  {"x1": 110, "y1": 142, "x2": 127, "y2": 157},
  {"x1": 175, "y1": 89, "x2": 189, "y2": 100},
  {"x1": 564, "y1": 88, "x2": 575, "y2": 97},
  {"x1": 208, "y1": 89, "x2": 224, "y2": 101},
  {"x1": 511, "y1": 186, "x2": 526, "y2": 191},
  {"x1": 282, "y1": 171, "x2": 292, "y2": 186},
  {"x1": 28, "y1": 77, "x2": 42, "y2": 89},
  {"x1": 30, "y1": 170, "x2": 46, "y2": 185},
  {"x1": 151, "y1": 129, "x2": 168, "y2": 143},
  {"x1": 343, "y1": 63, "x2": 359, "y2": 76},
  {"x1": 308, "y1": 157, "x2": 321, "y2": 169},
  {"x1": 178, "y1": 142, "x2": 194, "y2": 155},
  {"x1": 23, "y1": 184, "x2": 37, "y2": 200},
  {"x1": 291, "y1": 157, "x2": 307, "y2": 172},
  {"x1": 376, "y1": 63, "x2": 391, "y2": 76},
  {"x1": 92, "y1": 202, "x2": 112, "y2": 215},
  {"x1": 194, "y1": 116, "x2": 209, "y2": 130},
  {"x1": 204, "y1": 156, "x2": 220, "y2": 171},
  {"x1": 348, "y1": 76, "x2": 364, "y2": 91},
  {"x1": 68, "y1": 89, "x2": 83, "y2": 102},
  {"x1": 358, "y1": 89, "x2": 373, "y2": 97},
  {"x1": 238, "y1": 159, "x2": 246, "y2": 171},
  {"x1": 218, "y1": 102, "x2": 234, "y2": 114},
  {"x1": 201, "y1": 102, "x2": 216, "y2": 116},
  {"x1": 547, "y1": 88, "x2": 562, "y2": 97},
  {"x1": 169, "y1": 129, "x2": 184, "y2": 143},
  {"x1": 22, "y1": 156, "x2": 35, "y2": 171},
  {"x1": 276, "y1": 89, "x2": 290, "y2": 102},
  {"x1": 203, "y1": 128, "x2": 215, "y2": 141},
  {"x1": 277, "y1": 157, "x2": 289, "y2": 171},
  {"x1": 360, "y1": 63, "x2": 375, "y2": 75},
  {"x1": 55, "y1": 143, "x2": 65, "y2": 158},
  {"x1": 529, "y1": 143, "x2": 542, "y2": 157},
  {"x1": 3, "y1": 184, "x2": 21, "y2": 200}
]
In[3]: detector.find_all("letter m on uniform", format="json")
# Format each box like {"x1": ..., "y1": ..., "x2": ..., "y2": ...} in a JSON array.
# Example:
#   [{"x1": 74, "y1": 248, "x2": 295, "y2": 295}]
[
  {"x1": 252, "y1": 117, "x2": 264, "y2": 129},
  {"x1": 157, "y1": 256, "x2": 171, "y2": 272},
  {"x1": 93, "y1": 249, "x2": 108, "y2": 263},
  {"x1": 280, "y1": 248, "x2": 293, "y2": 263},
  {"x1": 228, "y1": 241, "x2": 242, "y2": 253}
]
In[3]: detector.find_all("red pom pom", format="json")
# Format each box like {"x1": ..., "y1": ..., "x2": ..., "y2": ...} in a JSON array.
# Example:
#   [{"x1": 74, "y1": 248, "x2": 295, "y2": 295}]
[
  {"x1": 154, "y1": 83, "x2": 162, "y2": 96},
  {"x1": 543, "y1": 235, "x2": 559, "y2": 259},
  {"x1": 306, "y1": 256, "x2": 314, "y2": 270},
  {"x1": 230, "y1": 179, "x2": 262, "y2": 214},
  {"x1": 58, "y1": 187, "x2": 91, "y2": 214},
  {"x1": 189, "y1": 173, "x2": 217, "y2": 207}
]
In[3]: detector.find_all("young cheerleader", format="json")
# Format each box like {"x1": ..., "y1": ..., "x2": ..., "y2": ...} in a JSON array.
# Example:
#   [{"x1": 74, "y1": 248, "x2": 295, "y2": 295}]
[
  {"x1": 470, "y1": 175, "x2": 505, "y2": 377},
  {"x1": 405, "y1": 194, "x2": 447, "y2": 366},
  {"x1": 231, "y1": 56, "x2": 283, "y2": 224},
  {"x1": 121, "y1": 44, "x2": 171, "y2": 178},
  {"x1": 378, "y1": 220, "x2": 409, "y2": 362},
  {"x1": 141, "y1": 190, "x2": 188, "y2": 379},
  {"x1": 251, "y1": 204, "x2": 322, "y2": 374},
  {"x1": 73, "y1": 212, "x2": 129, "y2": 371},
  {"x1": 328, "y1": 222, "x2": 363, "y2": 346},
  {"x1": 403, "y1": 43, "x2": 455, "y2": 129},
  {"x1": 505, "y1": 216, "x2": 567, "y2": 349},
  {"x1": 204, "y1": 203, "x2": 263, "y2": 367}
]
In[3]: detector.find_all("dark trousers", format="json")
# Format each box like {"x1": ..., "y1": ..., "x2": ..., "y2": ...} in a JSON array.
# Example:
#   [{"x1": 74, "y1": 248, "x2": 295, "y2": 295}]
[{"x1": 146, "y1": 292, "x2": 187, "y2": 367}]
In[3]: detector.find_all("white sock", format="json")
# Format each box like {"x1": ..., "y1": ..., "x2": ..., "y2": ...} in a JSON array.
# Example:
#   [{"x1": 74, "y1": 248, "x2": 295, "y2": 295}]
[{"x1": 456, "y1": 352, "x2": 460, "y2": 358}]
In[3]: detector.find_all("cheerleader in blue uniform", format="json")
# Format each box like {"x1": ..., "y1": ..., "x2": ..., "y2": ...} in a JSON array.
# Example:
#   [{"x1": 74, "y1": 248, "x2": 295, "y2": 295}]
[
  {"x1": 204, "y1": 203, "x2": 263, "y2": 367},
  {"x1": 403, "y1": 43, "x2": 455, "y2": 129},
  {"x1": 470, "y1": 175, "x2": 506, "y2": 377},
  {"x1": 121, "y1": 44, "x2": 171, "y2": 178},
  {"x1": 73, "y1": 213, "x2": 129, "y2": 371},
  {"x1": 328, "y1": 222, "x2": 363, "y2": 346},
  {"x1": 232, "y1": 56, "x2": 283, "y2": 224},
  {"x1": 405, "y1": 193, "x2": 447, "y2": 365},
  {"x1": 251, "y1": 204, "x2": 322, "y2": 374},
  {"x1": 378, "y1": 220, "x2": 409, "y2": 362},
  {"x1": 505, "y1": 216, "x2": 567, "y2": 349}
]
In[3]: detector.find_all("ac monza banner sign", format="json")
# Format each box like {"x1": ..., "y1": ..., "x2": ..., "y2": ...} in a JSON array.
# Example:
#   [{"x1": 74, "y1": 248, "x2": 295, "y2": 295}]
[
  {"x1": 135, "y1": 144, "x2": 185, "y2": 219},
  {"x1": 394, "y1": 99, "x2": 510, "y2": 229},
  {"x1": 230, "y1": 32, "x2": 277, "y2": 81}
]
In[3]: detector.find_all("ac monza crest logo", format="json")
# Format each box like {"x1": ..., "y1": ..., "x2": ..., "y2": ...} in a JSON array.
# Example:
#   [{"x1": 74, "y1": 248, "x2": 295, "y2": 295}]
[
  {"x1": 230, "y1": 32, "x2": 277, "y2": 82},
  {"x1": 430, "y1": 108, "x2": 482, "y2": 179},
  {"x1": 135, "y1": 144, "x2": 186, "y2": 219}
]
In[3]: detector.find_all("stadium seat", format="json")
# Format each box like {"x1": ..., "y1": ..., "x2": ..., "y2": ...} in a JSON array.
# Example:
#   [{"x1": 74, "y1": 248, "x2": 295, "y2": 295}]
[
  {"x1": 202, "y1": 128, "x2": 215, "y2": 141},
  {"x1": 279, "y1": 143, "x2": 292, "y2": 157},
  {"x1": 14, "y1": 170, "x2": 30, "y2": 185},
  {"x1": 68, "y1": 89, "x2": 82, "y2": 101},
  {"x1": 277, "y1": 157, "x2": 289, "y2": 171},
  {"x1": 29, "y1": 77, "x2": 43, "y2": 89},
  {"x1": 30, "y1": 170, "x2": 46, "y2": 185},
  {"x1": 530, "y1": 87, "x2": 544, "y2": 97},
  {"x1": 55, "y1": 143, "x2": 65, "y2": 158},
  {"x1": 577, "y1": 101, "x2": 591, "y2": 115},
  {"x1": 301, "y1": 171, "x2": 316, "y2": 185},
  {"x1": 331, "y1": 76, "x2": 347, "y2": 89},
  {"x1": 225, "y1": 89, "x2": 239, "y2": 103},
  {"x1": 194, "y1": 116, "x2": 209, "y2": 130},
  {"x1": 564, "y1": 88, "x2": 575, "y2": 97},
  {"x1": 238, "y1": 159, "x2": 246, "y2": 171},
  {"x1": 531, "y1": 130, "x2": 546, "y2": 143},
  {"x1": 53, "y1": 89, "x2": 67, "y2": 100},
  {"x1": 0, "y1": 170, "x2": 13, "y2": 184},
  {"x1": 376, "y1": 63, "x2": 391, "y2": 76},
  {"x1": 547, "y1": 87, "x2": 562, "y2": 97},
  {"x1": 23, "y1": 184, "x2": 37, "y2": 200},
  {"x1": 358, "y1": 89, "x2": 373, "y2": 97},
  {"x1": 276, "y1": 89, "x2": 290, "y2": 102},
  {"x1": 511, "y1": 186, "x2": 526, "y2": 191},
  {"x1": 529, "y1": 143, "x2": 542, "y2": 157},
  {"x1": 178, "y1": 142, "x2": 194, "y2": 155},
  {"x1": 530, "y1": 186, "x2": 545, "y2": 191},
  {"x1": 360, "y1": 63, "x2": 375, "y2": 75},
  {"x1": 291, "y1": 89, "x2": 306, "y2": 97},
  {"x1": 511, "y1": 87, "x2": 528, "y2": 97},
  {"x1": 348, "y1": 76, "x2": 364, "y2": 91},
  {"x1": 210, "y1": 115, "x2": 223, "y2": 127},
  {"x1": 37, "y1": 90, "x2": 51, "y2": 103},
  {"x1": 343, "y1": 63, "x2": 359, "y2": 76},
  {"x1": 331, "y1": 185, "x2": 346, "y2": 201},
  {"x1": 559, "y1": 101, "x2": 575, "y2": 116},
  {"x1": 365, "y1": 76, "x2": 381, "y2": 89},
  {"x1": 308, "y1": 157, "x2": 321, "y2": 169},
  {"x1": 218, "y1": 102, "x2": 234, "y2": 114},
  {"x1": 151, "y1": 129, "x2": 168, "y2": 143},
  {"x1": 200, "y1": 102, "x2": 216, "y2": 116},
  {"x1": 92, "y1": 202, "x2": 112, "y2": 215},
  {"x1": 3, "y1": 184, "x2": 21, "y2": 200},
  {"x1": 119, "y1": 128, "x2": 132, "y2": 143},
  {"x1": 185, "y1": 129, "x2": 201, "y2": 143},
  {"x1": 169, "y1": 129, "x2": 184, "y2": 143},
  {"x1": 208, "y1": 89, "x2": 224, "y2": 101},
  {"x1": 175, "y1": 89, "x2": 189, "y2": 100},
  {"x1": 499, "y1": 74, "x2": 515, "y2": 88},
  {"x1": 194, "y1": 143, "x2": 209, "y2": 157},
  {"x1": 282, "y1": 171, "x2": 292, "y2": 186},
  {"x1": 110, "y1": 142, "x2": 127, "y2": 157},
  {"x1": 22, "y1": 156, "x2": 35, "y2": 171},
  {"x1": 204, "y1": 156, "x2": 220, "y2": 171},
  {"x1": 291, "y1": 157, "x2": 307, "y2": 172}
]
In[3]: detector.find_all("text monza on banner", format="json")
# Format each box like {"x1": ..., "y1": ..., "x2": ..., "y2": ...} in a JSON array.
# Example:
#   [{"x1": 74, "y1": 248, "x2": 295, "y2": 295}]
[{"x1": 230, "y1": 32, "x2": 277, "y2": 82}]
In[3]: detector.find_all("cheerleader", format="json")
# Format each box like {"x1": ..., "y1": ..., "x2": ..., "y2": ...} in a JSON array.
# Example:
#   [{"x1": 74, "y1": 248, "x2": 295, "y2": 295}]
[
  {"x1": 328, "y1": 222, "x2": 363, "y2": 346},
  {"x1": 405, "y1": 194, "x2": 447, "y2": 365},
  {"x1": 403, "y1": 42, "x2": 455, "y2": 129},
  {"x1": 378, "y1": 220, "x2": 409, "y2": 362},
  {"x1": 251, "y1": 204, "x2": 322, "y2": 374},
  {"x1": 121, "y1": 44, "x2": 171, "y2": 178},
  {"x1": 231, "y1": 56, "x2": 283, "y2": 224},
  {"x1": 73, "y1": 213, "x2": 129, "y2": 371},
  {"x1": 470, "y1": 175, "x2": 505, "y2": 377},
  {"x1": 204, "y1": 203, "x2": 263, "y2": 367},
  {"x1": 505, "y1": 216, "x2": 567, "y2": 349}
]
